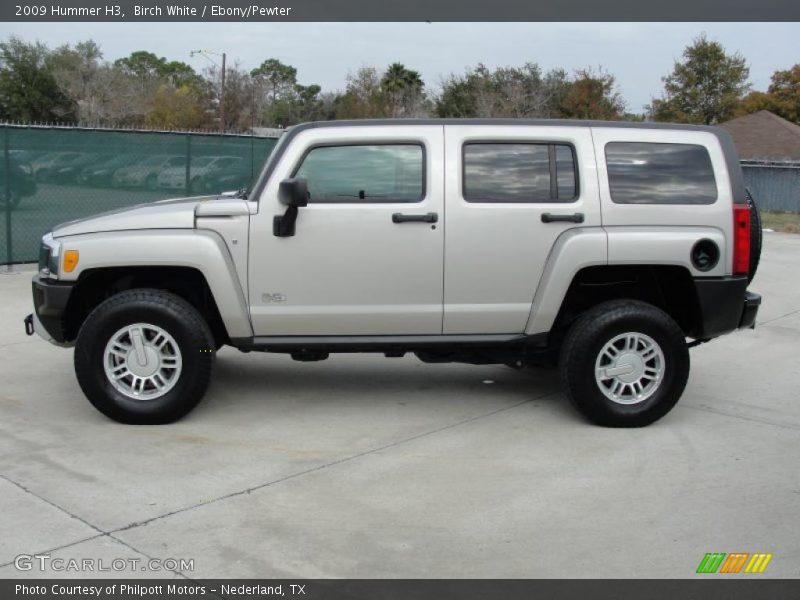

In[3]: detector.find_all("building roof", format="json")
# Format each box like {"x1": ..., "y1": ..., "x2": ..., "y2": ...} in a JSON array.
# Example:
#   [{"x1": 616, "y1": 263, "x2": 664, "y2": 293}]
[{"x1": 719, "y1": 111, "x2": 800, "y2": 161}]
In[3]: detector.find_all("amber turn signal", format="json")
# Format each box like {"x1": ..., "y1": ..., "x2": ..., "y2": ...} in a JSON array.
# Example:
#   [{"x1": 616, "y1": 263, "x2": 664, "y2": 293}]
[{"x1": 63, "y1": 250, "x2": 79, "y2": 273}]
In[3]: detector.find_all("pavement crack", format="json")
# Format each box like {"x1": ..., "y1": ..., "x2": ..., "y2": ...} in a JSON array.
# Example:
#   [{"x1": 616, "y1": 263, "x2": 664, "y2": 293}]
[
  {"x1": 0, "y1": 473, "x2": 106, "y2": 536},
  {"x1": 0, "y1": 474, "x2": 191, "y2": 578},
  {"x1": 0, "y1": 533, "x2": 106, "y2": 569},
  {"x1": 112, "y1": 390, "x2": 558, "y2": 535},
  {"x1": 759, "y1": 308, "x2": 800, "y2": 326},
  {"x1": 680, "y1": 403, "x2": 800, "y2": 432}
]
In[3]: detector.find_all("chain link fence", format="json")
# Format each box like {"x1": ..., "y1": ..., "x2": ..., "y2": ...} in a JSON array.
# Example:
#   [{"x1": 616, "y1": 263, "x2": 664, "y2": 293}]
[
  {"x1": 1, "y1": 124, "x2": 279, "y2": 265},
  {"x1": 742, "y1": 160, "x2": 800, "y2": 213}
]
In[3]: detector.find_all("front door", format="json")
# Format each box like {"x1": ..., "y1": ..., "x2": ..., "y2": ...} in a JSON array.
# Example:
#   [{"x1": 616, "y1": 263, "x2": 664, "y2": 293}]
[{"x1": 248, "y1": 125, "x2": 445, "y2": 336}]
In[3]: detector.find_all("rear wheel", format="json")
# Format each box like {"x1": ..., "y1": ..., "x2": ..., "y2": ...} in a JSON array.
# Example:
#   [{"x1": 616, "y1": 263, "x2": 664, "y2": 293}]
[
  {"x1": 74, "y1": 289, "x2": 215, "y2": 424},
  {"x1": 559, "y1": 300, "x2": 690, "y2": 427}
]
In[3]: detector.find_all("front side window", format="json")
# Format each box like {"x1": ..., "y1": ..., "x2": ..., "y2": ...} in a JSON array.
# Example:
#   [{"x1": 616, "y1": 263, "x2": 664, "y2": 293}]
[
  {"x1": 294, "y1": 144, "x2": 424, "y2": 203},
  {"x1": 463, "y1": 143, "x2": 577, "y2": 203},
  {"x1": 605, "y1": 142, "x2": 717, "y2": 205}
]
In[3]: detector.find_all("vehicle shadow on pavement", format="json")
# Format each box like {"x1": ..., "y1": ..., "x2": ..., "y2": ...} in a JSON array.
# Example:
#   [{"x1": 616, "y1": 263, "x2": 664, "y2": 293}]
[{"x1": 201, "y1": 351, "x2": 564, "y2": 414}]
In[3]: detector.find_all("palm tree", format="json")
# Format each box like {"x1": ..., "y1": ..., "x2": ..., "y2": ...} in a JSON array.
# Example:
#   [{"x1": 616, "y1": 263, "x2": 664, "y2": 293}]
[{"x1": 382, "y1": 63, "x2": 424, "y2": 117}]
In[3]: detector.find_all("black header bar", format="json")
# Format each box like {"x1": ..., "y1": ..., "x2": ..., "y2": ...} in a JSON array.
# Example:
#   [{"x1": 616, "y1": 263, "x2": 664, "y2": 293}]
[{"x1": 2, "y1": 0, "x2": 800, "y2": 22}]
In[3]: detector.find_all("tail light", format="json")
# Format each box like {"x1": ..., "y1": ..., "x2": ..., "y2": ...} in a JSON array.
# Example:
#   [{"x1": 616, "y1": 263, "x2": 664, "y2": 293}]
[{"x1": 733, "y1": 204, "x2": 751, "y2": 277}]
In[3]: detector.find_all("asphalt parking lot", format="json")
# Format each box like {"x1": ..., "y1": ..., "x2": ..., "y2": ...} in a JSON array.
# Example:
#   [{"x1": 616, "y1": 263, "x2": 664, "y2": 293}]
[{"x1": 1, "y1": 233, "x2": 798, "y2": 580}]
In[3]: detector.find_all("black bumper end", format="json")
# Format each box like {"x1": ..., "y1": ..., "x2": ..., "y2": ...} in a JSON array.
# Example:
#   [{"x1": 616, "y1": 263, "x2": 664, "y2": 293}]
[
  {"x1": 694, "y1": 276, "x2": 760, "y2": 339},
  {"x1": 31, "y1": 275, "x2": 74, "y2": 344},
  {"x1": 739, "y1": 291, "x2": 761, "y2": 330}
]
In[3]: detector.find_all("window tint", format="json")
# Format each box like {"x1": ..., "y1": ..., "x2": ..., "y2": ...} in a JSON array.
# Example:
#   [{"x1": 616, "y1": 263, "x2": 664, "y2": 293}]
[
  {"x1": 294, "y1": 144, "x2": 423, "y2": 203},
  {"x1": 555, "y1": 145, "x2": 576, "y2": 200},
  {"x1": 463, "y1": 143, "x2": 577, "y2": 203},
  {"x1": 605, "y1": 142, "x2": 717, "y2": 205}
]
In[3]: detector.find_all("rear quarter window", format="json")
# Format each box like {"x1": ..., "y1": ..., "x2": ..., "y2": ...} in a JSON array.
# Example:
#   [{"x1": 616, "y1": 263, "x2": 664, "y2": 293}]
[{"x1": 605, "y1": 142, "x2": 717, "y2": 205}]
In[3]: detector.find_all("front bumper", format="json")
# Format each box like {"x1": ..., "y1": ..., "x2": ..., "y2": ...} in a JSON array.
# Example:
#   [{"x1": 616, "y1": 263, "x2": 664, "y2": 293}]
[
  {"x1": 694, "y1": 276, "x2": 761, "y2": 339},
  {"x1": 25, "y1": 274, "x2": 75, "y2": 345}
]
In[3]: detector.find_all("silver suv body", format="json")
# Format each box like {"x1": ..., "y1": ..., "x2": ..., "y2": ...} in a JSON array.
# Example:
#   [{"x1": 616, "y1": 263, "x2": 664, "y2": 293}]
[{"x1": 25, "y1": 119, "x2": 762, "y2": 426}]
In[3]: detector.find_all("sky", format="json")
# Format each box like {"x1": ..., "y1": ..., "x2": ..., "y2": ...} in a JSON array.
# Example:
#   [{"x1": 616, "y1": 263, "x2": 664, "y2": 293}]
[{"x1": 1, "y1": 22, "x2": 798, "y2": 112}]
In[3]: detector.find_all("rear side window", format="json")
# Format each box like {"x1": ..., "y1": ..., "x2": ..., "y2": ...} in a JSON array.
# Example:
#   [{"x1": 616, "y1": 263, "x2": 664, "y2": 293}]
[
  {"x1": 463, "y1": 143, "x2": 578, "y2": 203},
  {"x1": 605, "y1": 142, "x2": 717, "y2": 205},
  {"x1": 294, "y1": 144, "x2": 424, "y2": 203}
]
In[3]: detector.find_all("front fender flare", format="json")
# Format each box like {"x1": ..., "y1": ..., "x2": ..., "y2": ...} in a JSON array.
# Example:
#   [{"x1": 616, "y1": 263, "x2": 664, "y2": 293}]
[{"x1": 54, "y1": 229, "x2": 253, "y2": 339}]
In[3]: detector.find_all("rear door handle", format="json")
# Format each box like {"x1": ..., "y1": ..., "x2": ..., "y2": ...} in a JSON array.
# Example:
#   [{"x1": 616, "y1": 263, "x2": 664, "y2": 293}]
[
  {"x1": 541, "y1": 212, "x2": 584, "y2": 224},
  {"x1": 392, "y1": 212, "x2": 438, "y2": 224}
]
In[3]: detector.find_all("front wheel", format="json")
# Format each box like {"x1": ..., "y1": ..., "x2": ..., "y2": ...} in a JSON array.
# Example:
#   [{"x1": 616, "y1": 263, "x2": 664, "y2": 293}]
[
  {"x1": 74, "y1": 289, "x2": 215, "y2": 424},
  {"x1": 559, "y1": 300, "x2": 690, "y2": 427}
]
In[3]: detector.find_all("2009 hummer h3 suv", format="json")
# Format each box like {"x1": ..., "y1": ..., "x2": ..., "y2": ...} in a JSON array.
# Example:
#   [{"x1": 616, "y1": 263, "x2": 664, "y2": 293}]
[{"x1": 25, "y1": 119, "x2": 762, "y2": 427}]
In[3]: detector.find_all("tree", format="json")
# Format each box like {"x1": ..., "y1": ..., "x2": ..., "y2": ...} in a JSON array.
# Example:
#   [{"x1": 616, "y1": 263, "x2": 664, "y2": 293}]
[
  {"x1": 736, "y1": 64, "x2": 800, "y2": 123},
  {"x1": 435, "y1": 63, "x2": 571, "y2": 119},
  {"x1": 648, "y1": 33, "x2": 750, "y2": 125},
  {"x1": 767, "y1": 64, "x2": 800, "y2": 122},
  {"x1": 250, "y1": 58, "x2": 297, "y2": 103},
  {"x1": 202, "y1": 62, "x2": 255, "y2": 131},
  {"x1": 381, "y1": 63, "x2": 425, "y2": 117},
  {"x1": 109, "y1": 50, "x2": 202, "y2": 127},
  {"x1": 49, "y1": 40, "x2": 118, "y2": 124},
  {"x1": 146, "y1": 84, "x2": 209, "y2": 129},
  {"x1": 114, "y1": 51, "x2": 166, "y2": 81},
  {"x1": 560, "y1": 69, "x2": 625, "y2": 120},
  {"x1": 335, "y1": 67, "x2": 387, "y2": 119},
  {"x1": 0, "y1": 36, "x2": 75, "y2": 122},
  {"x1": 114, "y1": 51, "x2": 198, "y2": 88}
]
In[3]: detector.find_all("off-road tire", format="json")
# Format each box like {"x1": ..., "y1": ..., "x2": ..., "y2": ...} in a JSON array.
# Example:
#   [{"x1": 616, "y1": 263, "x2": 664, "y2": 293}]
[
  {"x1": 74, "y1": 289, "x2": 215, "y2": 424},
  {"x1": 559, "y1": 300, "x2": 690, "y2": 427}
]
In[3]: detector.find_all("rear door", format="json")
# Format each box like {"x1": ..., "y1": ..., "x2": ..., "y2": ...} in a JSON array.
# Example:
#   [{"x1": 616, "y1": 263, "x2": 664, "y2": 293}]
[{"x1": 443, "y1": 124, "x2": 600, "y2": 334}]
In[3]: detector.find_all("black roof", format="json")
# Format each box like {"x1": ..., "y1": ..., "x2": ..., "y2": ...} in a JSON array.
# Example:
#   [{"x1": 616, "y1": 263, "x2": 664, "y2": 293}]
[{"x1": 287, "y1": 118, "x2": 725, "y2": 135}]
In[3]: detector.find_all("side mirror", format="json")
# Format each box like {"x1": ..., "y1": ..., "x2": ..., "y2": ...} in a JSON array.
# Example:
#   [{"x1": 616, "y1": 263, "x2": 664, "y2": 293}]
[
  {"x1": 274, "y1": 178, "x2": 309, "y2": 237},
  {"x1": 278, "y1": 178, "x2": 309, "y2": 208}
]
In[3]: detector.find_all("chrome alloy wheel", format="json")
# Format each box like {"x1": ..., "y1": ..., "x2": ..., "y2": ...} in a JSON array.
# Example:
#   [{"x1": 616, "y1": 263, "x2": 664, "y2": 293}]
[
  {"x1": 103, "y1": 323, "x2": 182, "y2": 400},
  {"x1": 594, "y1": 332, "x2": 665, "y2": 405}
]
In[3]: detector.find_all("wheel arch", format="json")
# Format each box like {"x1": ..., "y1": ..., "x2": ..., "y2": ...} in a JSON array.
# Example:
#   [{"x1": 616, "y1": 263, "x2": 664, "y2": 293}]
[
  {"x1": 547, "y1": 264, "x2": 703, "y2": 347},
  {"x1": 57, "y1": 229, "x2": 252, "y2": 343}
]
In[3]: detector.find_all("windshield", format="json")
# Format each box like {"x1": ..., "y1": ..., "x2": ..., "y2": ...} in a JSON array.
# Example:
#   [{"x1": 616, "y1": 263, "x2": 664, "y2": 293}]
[{"x1": 246, "y1": 131, "x2": 288, "y2": 199}]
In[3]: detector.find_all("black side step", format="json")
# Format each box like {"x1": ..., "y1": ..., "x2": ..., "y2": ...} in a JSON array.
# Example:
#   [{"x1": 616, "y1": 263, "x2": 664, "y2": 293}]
[{"x1": 230, "y1": 333, "x2": 547, "y2": 353}]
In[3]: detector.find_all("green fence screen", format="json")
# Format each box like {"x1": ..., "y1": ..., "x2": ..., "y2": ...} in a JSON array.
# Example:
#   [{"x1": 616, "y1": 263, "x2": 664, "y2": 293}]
[{"x1": 0, "y1": 125, "x2": 279, "y2": 264}]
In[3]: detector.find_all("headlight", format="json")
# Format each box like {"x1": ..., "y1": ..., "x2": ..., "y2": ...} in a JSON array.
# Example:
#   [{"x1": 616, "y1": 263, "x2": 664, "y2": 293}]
[{"x1": 38, "y1": 233, "x2": 60, "y2": 278}]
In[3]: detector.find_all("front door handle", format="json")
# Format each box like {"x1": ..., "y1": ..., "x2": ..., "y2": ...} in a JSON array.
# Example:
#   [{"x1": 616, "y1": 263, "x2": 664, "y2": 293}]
[
  {"x1": 392, "y1": 212, "x2": 438, "y2": 224},
  {"x1": 541, "y1": 212, "x2": 584, "y2": 224}
]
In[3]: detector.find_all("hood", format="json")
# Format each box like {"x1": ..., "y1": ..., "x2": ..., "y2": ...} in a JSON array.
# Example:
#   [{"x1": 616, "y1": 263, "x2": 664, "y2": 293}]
[{"x1": 52, "y1": 195, "x2": 215, "y2": 238}]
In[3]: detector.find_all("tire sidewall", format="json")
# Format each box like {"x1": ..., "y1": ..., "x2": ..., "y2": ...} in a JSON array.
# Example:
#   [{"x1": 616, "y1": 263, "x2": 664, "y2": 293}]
[
  {"x1": 564, "y1": 304, "x2": 690, "y2": 427},
  {"x1": 75, "y1": 294, "x2": 213, "y2": 424}
]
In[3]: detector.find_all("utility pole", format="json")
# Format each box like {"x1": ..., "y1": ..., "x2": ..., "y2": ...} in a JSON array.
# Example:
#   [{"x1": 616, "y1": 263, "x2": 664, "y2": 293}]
[
  {"x1": 219, "y1": 52, "x2": 226, "y2": 133},
  {"x1": 191, "y1": 49, "x2": 227, "y2": 132}
]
